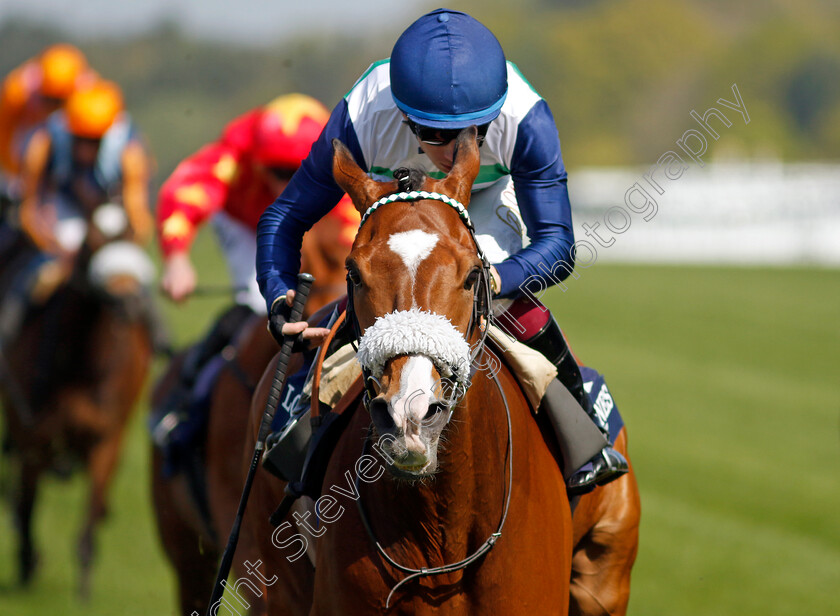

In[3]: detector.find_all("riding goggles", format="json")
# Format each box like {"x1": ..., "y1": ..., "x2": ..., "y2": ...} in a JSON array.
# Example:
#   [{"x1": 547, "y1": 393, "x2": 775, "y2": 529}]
[{"x1": 404, "y1": 119, "x2": 490, "y2": 146}]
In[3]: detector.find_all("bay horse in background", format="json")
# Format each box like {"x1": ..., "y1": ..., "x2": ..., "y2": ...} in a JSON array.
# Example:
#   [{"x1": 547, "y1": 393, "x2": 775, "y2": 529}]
[
  {"x1": 0, "y1": 205, "x2": 154, "y2": 596},
  {"x1": 244, "y1": 128, "x2": 573, "y2": 614},
  {"x1": 150, "y1": 209, "x2": 354, "y2": 616}
]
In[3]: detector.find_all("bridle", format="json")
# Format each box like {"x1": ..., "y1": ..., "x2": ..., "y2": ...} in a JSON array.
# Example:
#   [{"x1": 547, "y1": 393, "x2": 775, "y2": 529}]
[
  {"x1": 344, "y1": 189, "x2": 511, "y2": 608},
  {"x1": 345, "y1": 189, "x2": 494, "y2": 411}
]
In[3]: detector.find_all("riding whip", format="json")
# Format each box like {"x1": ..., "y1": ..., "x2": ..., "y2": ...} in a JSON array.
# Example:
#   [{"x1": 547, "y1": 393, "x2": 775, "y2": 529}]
[{"x1": 205, "y1": 272, "x2": 314, "y2": 616}]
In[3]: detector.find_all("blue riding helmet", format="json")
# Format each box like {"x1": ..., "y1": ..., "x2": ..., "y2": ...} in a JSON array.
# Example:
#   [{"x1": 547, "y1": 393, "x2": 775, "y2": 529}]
[{"x1": 390, "y1": 8, "x2": 508, "y2": 130}]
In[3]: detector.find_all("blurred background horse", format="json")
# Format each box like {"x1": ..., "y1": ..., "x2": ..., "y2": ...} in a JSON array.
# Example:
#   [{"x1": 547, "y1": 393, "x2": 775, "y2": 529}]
[
  {"x1": 0, "y1": 202, "x2": 155, "y2": 596},
  {"x1": 150, "y1": 210, "x2": 352, "y2": 615}
]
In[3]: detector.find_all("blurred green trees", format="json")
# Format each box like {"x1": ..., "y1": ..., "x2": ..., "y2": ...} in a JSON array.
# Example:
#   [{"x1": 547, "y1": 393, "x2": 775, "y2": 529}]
[{"x1": 1, "y1": 0, "x2": 838, "y2": 183}]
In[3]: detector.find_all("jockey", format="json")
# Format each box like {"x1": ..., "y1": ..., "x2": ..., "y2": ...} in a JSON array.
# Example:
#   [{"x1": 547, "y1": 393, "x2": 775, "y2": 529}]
[
  {"x1": 153, "y1": 94, "x2": 357, "y2": 444},
  {"x1": 0, "y1": 44, "x2": 97, "y2": 178},
  {"x1": 0, "y1": 44, "x2": 97, "y2": 256},
  {"x1": 257, "y1": 9, "x2": 627, "y2": 495},
  {"x1": 0, "y1": 79, "x2": 160, "y2": 351}
]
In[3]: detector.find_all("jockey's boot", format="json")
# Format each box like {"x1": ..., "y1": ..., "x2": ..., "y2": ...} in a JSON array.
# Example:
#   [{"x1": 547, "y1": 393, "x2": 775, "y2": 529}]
[
  {"x1": 524, "y1": 316, "x2": 628, "y2": 496},
  {"x1": 151, "y1": 303, "x2": 254, "y2": 447}
]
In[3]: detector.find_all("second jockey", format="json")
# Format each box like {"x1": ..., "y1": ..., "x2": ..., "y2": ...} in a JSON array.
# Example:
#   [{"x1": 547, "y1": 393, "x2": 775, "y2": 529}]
[{"x1": 153, "y1": 94, "x2": 356, "y2": 443}]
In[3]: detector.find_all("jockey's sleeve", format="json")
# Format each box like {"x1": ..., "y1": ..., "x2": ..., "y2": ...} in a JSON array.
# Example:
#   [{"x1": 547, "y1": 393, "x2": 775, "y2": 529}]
[
  {"x1": 156, "y1": 142, "x2": 239, "y2": 257},
  {"x1": 493, "y1": 99, "x2": 576, "y2": 298},
  {"x1": 18, "y1": 129, "x2": 54, "y2": 251},
  {"x1": 257, "y1": 99, "x2": 364, "y2": 312}
]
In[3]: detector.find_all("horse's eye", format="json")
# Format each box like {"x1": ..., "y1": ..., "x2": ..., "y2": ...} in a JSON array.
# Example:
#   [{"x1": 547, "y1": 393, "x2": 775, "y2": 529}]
[
  {"x1": 463, "y1": 268, "x2": 480, "y2": 290},
  {"x1": 347, "y1": 268, "x2": 362, "y2": 287}
]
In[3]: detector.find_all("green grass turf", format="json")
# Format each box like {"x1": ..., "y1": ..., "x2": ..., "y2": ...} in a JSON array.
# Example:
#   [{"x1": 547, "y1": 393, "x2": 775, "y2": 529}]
[
  {"x1": 549, "y1": 264, "x2": 840, "y2": 615},
  {"x1": 1, "y1": 262, "x2": 838, "y2": 615}
]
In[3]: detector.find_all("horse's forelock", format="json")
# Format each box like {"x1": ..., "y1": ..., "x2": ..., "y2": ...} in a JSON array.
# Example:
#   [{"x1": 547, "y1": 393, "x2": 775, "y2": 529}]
[{"x1": 393, "y1": 167, "x2": 428, "y2": 192}]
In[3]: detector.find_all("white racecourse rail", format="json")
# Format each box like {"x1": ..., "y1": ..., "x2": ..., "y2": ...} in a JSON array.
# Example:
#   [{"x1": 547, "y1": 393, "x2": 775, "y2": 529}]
[{"x1": 570, "y1": 162, "x2": 840, "y2": 267}]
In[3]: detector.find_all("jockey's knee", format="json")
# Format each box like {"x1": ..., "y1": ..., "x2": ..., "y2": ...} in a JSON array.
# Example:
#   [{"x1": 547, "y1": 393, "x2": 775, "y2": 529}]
[{"x1": 493, "y1": 295, "x2": 554, "y2": 343}]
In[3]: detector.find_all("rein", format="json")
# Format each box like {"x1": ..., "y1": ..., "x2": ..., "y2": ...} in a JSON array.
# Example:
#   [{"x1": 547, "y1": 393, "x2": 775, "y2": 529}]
[
  {"x1": 354, "y1": 368, "x2": 513, "y2": 609},
  {"x1": 347, "y1": 189, "x2": 494, "y2": 411}
]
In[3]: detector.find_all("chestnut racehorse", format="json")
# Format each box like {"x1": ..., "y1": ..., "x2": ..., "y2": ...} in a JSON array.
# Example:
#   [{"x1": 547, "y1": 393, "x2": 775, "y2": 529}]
[
  {"x1": 0, "y1": 227, "x2": 153, "y2": 596},
  {"x1": 243, "y1": 130, "x2": 639, "y2": 615},
  {"x1": 150, "y1": 210, "x2": 353, "y2": 616},
  {"x1": 243, "y1": 128, "x2": 572, "y2": 614}
]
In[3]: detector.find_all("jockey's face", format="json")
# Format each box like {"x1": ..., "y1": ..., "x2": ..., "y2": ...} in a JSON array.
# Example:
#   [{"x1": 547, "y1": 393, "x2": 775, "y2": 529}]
[
  {"x1": 72, "y1": 137, "x2": 101, "y2": 167},
  {"x1": 406, "y1": 117, "x2": 488, "y2": 175},
  {"x1": 417, "y1": 139, "x2": 457, "y2": 174},
  {"x1": 39, "y1": 94, "x2": 64, "y2": 114}
]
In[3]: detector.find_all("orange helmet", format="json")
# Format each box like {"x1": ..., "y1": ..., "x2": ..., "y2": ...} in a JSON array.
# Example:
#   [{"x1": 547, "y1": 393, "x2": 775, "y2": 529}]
[
  {"x1": 39, "y1": 44, "x2": 88, "y2": 100},
  {"x1": 65, "y1": 81, "x2": 123, "y2": 139},
  {"x1": 1, "y1": 67, "x2": 29, "y2": 109},
  {"x1": 252, "y1": 93, "x2": 330, "y2": 169}
]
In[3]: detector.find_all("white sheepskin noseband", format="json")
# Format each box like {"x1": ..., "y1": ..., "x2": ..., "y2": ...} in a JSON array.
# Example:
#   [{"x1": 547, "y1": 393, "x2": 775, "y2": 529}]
[{"x1": 356, "y1": 308, "x2": 471, "y2": 385}]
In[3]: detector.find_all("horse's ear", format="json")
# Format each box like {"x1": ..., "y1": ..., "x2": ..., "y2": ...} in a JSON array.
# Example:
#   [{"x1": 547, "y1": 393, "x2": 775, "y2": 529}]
[
  {"x1": 438, "y1": 126, "x2": 481, "y2": 206},
  {"x1": 332, "y1": 138, "x2": 388, "y2": 214}
]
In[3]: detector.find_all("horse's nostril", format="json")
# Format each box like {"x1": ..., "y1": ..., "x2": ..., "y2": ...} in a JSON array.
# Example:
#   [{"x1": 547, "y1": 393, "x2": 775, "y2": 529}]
[
  {"x1": 369, "y1": 397, "x2": 395, "y2": 431},
  {"x1": 423, "y1": 402, "x2": 444, "y2": 421}
]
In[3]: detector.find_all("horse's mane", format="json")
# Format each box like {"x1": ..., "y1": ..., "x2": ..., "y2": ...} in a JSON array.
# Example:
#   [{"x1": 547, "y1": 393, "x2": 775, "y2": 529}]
[{"x1": 393, "y1": 167, "x2": 427, "y2": 192}]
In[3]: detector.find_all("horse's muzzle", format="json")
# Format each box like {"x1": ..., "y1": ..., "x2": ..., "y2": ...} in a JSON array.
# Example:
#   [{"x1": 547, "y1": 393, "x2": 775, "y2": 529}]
[{"x1": 392, "y1": 449, "x2": 432, "y2": 475}]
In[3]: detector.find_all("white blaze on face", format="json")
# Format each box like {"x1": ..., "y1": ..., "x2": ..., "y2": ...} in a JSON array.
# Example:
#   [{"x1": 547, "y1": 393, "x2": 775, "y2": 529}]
[
  {"x1": 387, "y1": 229, "x2": 439, "y2": 280},
  {"x1": 390, "y1": 354, "x2": 436, "y2": 454}
]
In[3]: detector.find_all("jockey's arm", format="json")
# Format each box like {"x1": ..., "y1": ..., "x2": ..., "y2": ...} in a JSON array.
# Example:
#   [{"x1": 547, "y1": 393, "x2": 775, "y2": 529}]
[
  {"x1": 257, "y1": 100, "x2": 359, "y2": 313},
  {"x1": 120, "y1": 140, "x2": 153, "y2": 245},
  {"x1": 18, "y1": 128, "x2": 59, "y2": 252},
  {"x1": 492, "y1": 99, "x2": 576, "y2": 298},
  {"x1": 157, "y1": 143, "x2": 238, "y2": 302},
  {"x1": 0, "y1": 66, "x2": 29, "y2": 174}
]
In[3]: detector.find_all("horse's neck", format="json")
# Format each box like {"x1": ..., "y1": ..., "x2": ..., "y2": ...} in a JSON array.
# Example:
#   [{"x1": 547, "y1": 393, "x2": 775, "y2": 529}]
[{"x1": 363, "y1": 372, "x2": 508, "y2": 562}]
